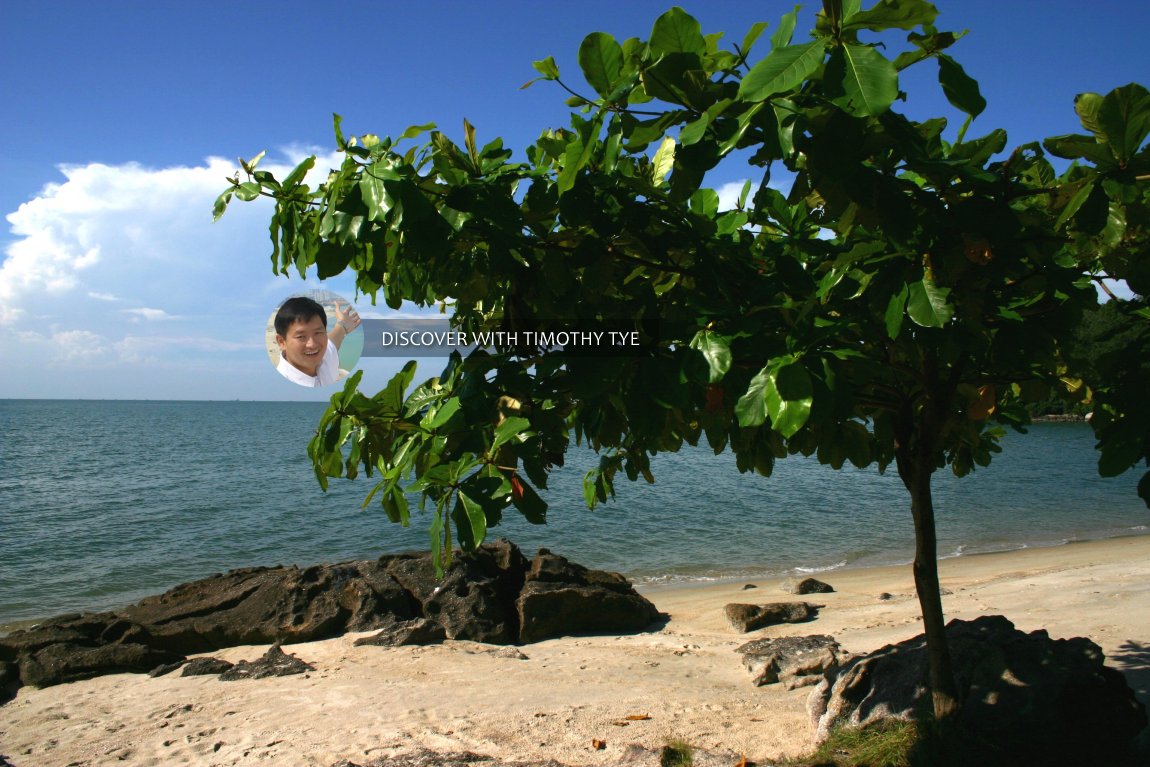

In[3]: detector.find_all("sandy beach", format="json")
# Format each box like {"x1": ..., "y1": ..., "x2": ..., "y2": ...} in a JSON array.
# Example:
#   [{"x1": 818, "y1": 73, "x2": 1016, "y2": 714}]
[{"x1": 2, "y1": 535, "x2": 1148, "y2": 766}]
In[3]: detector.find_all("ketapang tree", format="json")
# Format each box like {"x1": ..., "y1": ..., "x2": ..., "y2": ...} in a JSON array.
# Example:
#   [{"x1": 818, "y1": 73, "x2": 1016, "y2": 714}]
[{"x1": 217, "y1": 0, "x2": 1150, "y2": 725}]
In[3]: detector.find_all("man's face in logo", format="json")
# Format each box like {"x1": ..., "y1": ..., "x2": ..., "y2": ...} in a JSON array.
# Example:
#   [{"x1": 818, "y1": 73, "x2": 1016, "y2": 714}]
[{"x1": 277, "y1": 314, "x2": 328, "y2": 376}]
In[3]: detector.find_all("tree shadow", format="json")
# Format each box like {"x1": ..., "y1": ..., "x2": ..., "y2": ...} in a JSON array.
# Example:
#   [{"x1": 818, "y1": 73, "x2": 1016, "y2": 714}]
[{"x1": 1111, "y1": 639, "x2": 1150, "y2": 705}]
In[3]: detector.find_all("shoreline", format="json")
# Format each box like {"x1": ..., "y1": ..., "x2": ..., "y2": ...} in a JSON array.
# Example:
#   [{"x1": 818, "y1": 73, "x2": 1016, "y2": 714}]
[
  {"x1": 2, "y1": 536, "x2": 1148, "y2": 766},
  {"x1": 4, "y1": 527, "x2": 1148, "y2": 638}
]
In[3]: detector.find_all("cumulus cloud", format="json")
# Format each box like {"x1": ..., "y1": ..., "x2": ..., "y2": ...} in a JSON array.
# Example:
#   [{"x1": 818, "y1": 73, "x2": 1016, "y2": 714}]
[{"x1": 0, "y1": 151, "x2": 356, "y2": 398}]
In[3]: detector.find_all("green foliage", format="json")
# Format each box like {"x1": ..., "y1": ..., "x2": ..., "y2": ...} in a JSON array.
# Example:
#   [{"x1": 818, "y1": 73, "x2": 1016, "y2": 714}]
[
  {"x1": 216, "y1": 0, "x2": 1149, "y2": 600},
  {"x1": 659, "y1": 738, "x2": 694, "y2": 767},
  {"x1": 812, "y1": 720, "x2": 926, "y2": 767}
]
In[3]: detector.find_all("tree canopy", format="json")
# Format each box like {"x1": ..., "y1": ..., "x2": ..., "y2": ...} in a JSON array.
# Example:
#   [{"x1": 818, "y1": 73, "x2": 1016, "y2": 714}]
[{"x1": 216, "y1": 0, "x2": 1150, "y2": 721}]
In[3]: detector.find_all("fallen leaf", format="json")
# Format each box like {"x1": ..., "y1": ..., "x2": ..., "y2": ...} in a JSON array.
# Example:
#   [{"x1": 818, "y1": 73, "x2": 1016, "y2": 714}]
[
  {"x1": 734, "y1": 757, "x2": 748, "y2": 767},
  {"x1": 592, "y1": 739, "x2": 606, "y2": 750},
  {"x1": 624, "y1": 714, "x2": 651, "y2": 721},
  {"x1": 611, "y1": 721, "x2": 630, "y2": 727}
]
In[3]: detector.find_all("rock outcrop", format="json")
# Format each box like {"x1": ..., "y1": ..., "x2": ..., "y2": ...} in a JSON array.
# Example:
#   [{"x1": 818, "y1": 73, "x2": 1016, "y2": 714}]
[
  {"x1": 0, "y1": 540, "x2": 658, "y2": 698},
  {"x1": 809, "y1": 615, "x2": 1148, "y2": 765}
]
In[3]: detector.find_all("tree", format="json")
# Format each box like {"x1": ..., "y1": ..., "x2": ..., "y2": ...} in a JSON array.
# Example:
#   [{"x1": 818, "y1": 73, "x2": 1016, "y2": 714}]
[{"x1": 216, "y1": 0, "x2": 1150, "y2": 724}]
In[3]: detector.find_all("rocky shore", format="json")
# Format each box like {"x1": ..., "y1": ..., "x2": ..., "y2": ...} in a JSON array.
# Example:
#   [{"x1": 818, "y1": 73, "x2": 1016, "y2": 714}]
[{"x1": 1, "y1": 536, "x2": 1149, "y2": 766}]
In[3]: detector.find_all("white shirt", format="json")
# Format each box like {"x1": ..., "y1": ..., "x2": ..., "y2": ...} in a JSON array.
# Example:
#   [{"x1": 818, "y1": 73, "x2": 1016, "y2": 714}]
[{"x1": 276, "y1": 339, "x2": 341, "y2": 387}]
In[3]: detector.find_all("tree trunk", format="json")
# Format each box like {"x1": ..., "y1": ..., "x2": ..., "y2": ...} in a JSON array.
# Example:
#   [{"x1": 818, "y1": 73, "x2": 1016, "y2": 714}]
[{"x1": 904, "y1": 453, "x2": 961, "y2": 722}]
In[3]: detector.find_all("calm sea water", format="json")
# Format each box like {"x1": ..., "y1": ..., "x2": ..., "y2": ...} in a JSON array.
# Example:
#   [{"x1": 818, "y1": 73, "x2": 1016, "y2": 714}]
[{"x1": 1, "y1": 399, "x2": 1146, "y2": 628}]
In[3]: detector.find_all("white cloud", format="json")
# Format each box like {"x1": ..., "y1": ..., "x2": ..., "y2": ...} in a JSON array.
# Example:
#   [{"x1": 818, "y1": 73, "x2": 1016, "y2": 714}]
[
  {"x1": 0, "y1": 150, "x2": 357, "y2": 398},
  {"x1": 123, "y1": 307, "x2": 176, "y2": 321},
  {"x1": 717, "y1": 180, "x2": 751, "y2": 212}
]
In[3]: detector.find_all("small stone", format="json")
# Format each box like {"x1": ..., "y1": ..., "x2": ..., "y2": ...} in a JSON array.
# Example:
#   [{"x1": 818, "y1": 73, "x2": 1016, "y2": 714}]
[{"x1": 781, "y1": 577, "x2": 835, "y2": 595}]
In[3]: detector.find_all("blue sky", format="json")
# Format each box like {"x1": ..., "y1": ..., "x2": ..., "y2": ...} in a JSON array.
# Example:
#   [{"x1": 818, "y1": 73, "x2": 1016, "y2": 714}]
[{"x1": 1, "y1": 1, "x2": 1146, "y2": 401}]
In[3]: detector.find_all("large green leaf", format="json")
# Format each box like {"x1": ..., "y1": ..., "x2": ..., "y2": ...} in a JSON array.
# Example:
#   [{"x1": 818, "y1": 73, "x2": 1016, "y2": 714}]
[
  {"x1": 937, "y1": 53, "x2": 985, "y2": 118},
  {"x1": 650, "y1": 6, "x2": 705, "y2": 57},
  {"x1": 842, "y1": 0, "x2": 938, "y2": 32},
  {"x1": 907, "y1": 277, "x2": 953, "y2": 327},
  {"x1": 765, "y1": 362, "x2": 814, "y2": 438},
  {"x1": 739, "y1": 41, "x2": 825, "y2": 102},
  {"x1": 689, "y1": 330, "x2": 732, "y2": 383},
  {"x1": 454, "y1": 491, "x2": 487, "y2": 549},
  {"x1": 735, "y1": 365, "x2": 771, "y2": 427},
  {"x1": 579, "y1": 32, "x2": 624, "y2": 98},
  {"x1": 1097, "y1": 83, "x2": 1150, "y2": 165},
  {"x1": 826, "y1": 43, "x2": 898, "y2": 116}
]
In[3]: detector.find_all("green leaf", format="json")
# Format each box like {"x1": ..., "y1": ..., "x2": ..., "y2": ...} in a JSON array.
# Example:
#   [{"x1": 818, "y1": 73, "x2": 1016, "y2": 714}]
[
  {"x1": 1097, "y1": 83, "x2": 1150, "y2": 165},
  {"x1": 650, "y1": 7, "x2": 706, "y2": 57},
  {"x1": 651, "y1": 136, "x2": 676, "y2": 182},
  {"x1": 455, "y1": 491, "x2": 488, "y2": 549},
  {"x1": 937, "y1": 53, "x2": 985, "y2": 118},
  {"x1": 842, "y1": 0, "x2": 939, "y2": 31},
  {"x1": 885, "y1": 283, "x2": 909, "y2": 338},
  {"x1": 399, "y1": 122, "x2": 436, "y2": 140},
  {"x1": 826, "y1": 43, "x2": 898, "y2": 117},
  {"x1": 532, "y1": 56, "x2": 560, "y2": 80},
  {"x1": 1056, "y1": 179, "x2": 1097, "y2": 230},
  {"x1": 735, "y1": 365, "x2": 771, "y2": 427},
  {"x1": 233, "y1": 182, "x2": 261, "y2": 202},
  {"x1": 739, "y1": 41, "x2": 825, "y2": 102},
  {"x1": 741, "y1": 21, "x2": 770, "y2": 56},
  {"x1": 425, "y1": 397, "x2": 461, "y2": 429},
  {"x1": 493, "y1": 416, "x2": 532, "y2": 449},
  {"x1": 770, "y1": 6, "x2": 801, "y2": 49},
  {"x1": 907, "y1": 277, "x2": 953, "y2": 327},
  {"x1": 765, "y1": 361, "x2": 814, "y2": 438},
  {"x1": 511, "y1": 478, "x2": 548, "y2": 524},
  {"x1": 579, "y1": 32, "x2": 624, "y2": 98},
  {"x1": 282, "y1": 156, "x2": 315, "y2": 188},
  {"x1": 689, "y1": 330, "x2": 732, "y2": 383}
]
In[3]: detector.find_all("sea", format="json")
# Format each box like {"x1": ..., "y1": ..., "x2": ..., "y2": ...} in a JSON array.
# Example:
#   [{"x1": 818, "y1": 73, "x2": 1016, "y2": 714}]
[{"x1": 1, "y1": 399, "x2": 1147, "y2": 632}]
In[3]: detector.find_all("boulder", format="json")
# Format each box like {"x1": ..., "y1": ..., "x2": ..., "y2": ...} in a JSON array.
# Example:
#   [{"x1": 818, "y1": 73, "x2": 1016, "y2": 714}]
[
  {"x1": 809, "y1": 615, "x2": 1148, "y2": 764},
  {"x1": 386, "y1": 540, "x2": 526, "y2": 643},
  {"x1": 737, "y1": 634, "x2": 847, "y2": 689},
  {"x1": 219, "y1": 644, "x2": 314, "y2": 681},
  {"x1": 516, "y1": 550, "x2": 660, "y2": 643},
  {"x1": 724, "y1": 602, "x2": 819, "y2": 633},
  {"x1": 780, "y1": 577, "x2": 834, "y2": 595}
]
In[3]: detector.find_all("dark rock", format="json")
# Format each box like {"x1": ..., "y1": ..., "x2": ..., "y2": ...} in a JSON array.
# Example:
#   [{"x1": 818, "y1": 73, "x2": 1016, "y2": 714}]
[
  {"x1": 809, "y1": 615, "x2": 1148, "y2": 765},
  {"x1": 19, "y1": 641, "x2": 183, "y2": 688},
  {"x1": 1, "y1": 540, "x2": 657, "y2": 690},
  {"x1": 781, "y1": 577, "x2": 835, "y2": 595},
  {"x1": 516, "y1": 550, "x2": 660, "y2": 643},
  {"x1": 0, "y1": 660, "x2": 20, "y2": 704},
  {"x1": 737, "y1": 634, "x2": 847, "y2": 689},
  {"x1": 877, "y1": 592, "x2": 893, "y2": 601},
  {"x1": 121, "y1": 560, "x2": 419, "y2": 654},
  {"x1": 219, "y1": 644, "x2": 314, "y2": 681},
  {"x1": 740, "y1": 584, "x2": 757, "y2": 590},
  {"x1": 148, "y1": 659, "x2": 188, "y2": 677},
  {"x1": 354, "y1": 618, "x2": 447, "y2": 647},
  {"x1": 181, "y1": 657, "x2": 235, "y2": 676},
  {"x1": 724, "y1": 602, "x2": 819, "y2": 633},
  {"x1": 386, "y1": 541, "x2": 526, "y2": 644}
]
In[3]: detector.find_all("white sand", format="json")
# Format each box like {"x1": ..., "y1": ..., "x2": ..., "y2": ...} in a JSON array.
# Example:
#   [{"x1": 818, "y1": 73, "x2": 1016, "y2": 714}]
[{"x1": 2, "y1": 535, "x2": 1148, "y2": 766}]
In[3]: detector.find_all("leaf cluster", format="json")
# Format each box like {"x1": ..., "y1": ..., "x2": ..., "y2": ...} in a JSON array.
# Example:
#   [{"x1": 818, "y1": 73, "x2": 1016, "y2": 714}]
[{"x1": 216, "y1": 0, "x2": 1150, "y2": 567}]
